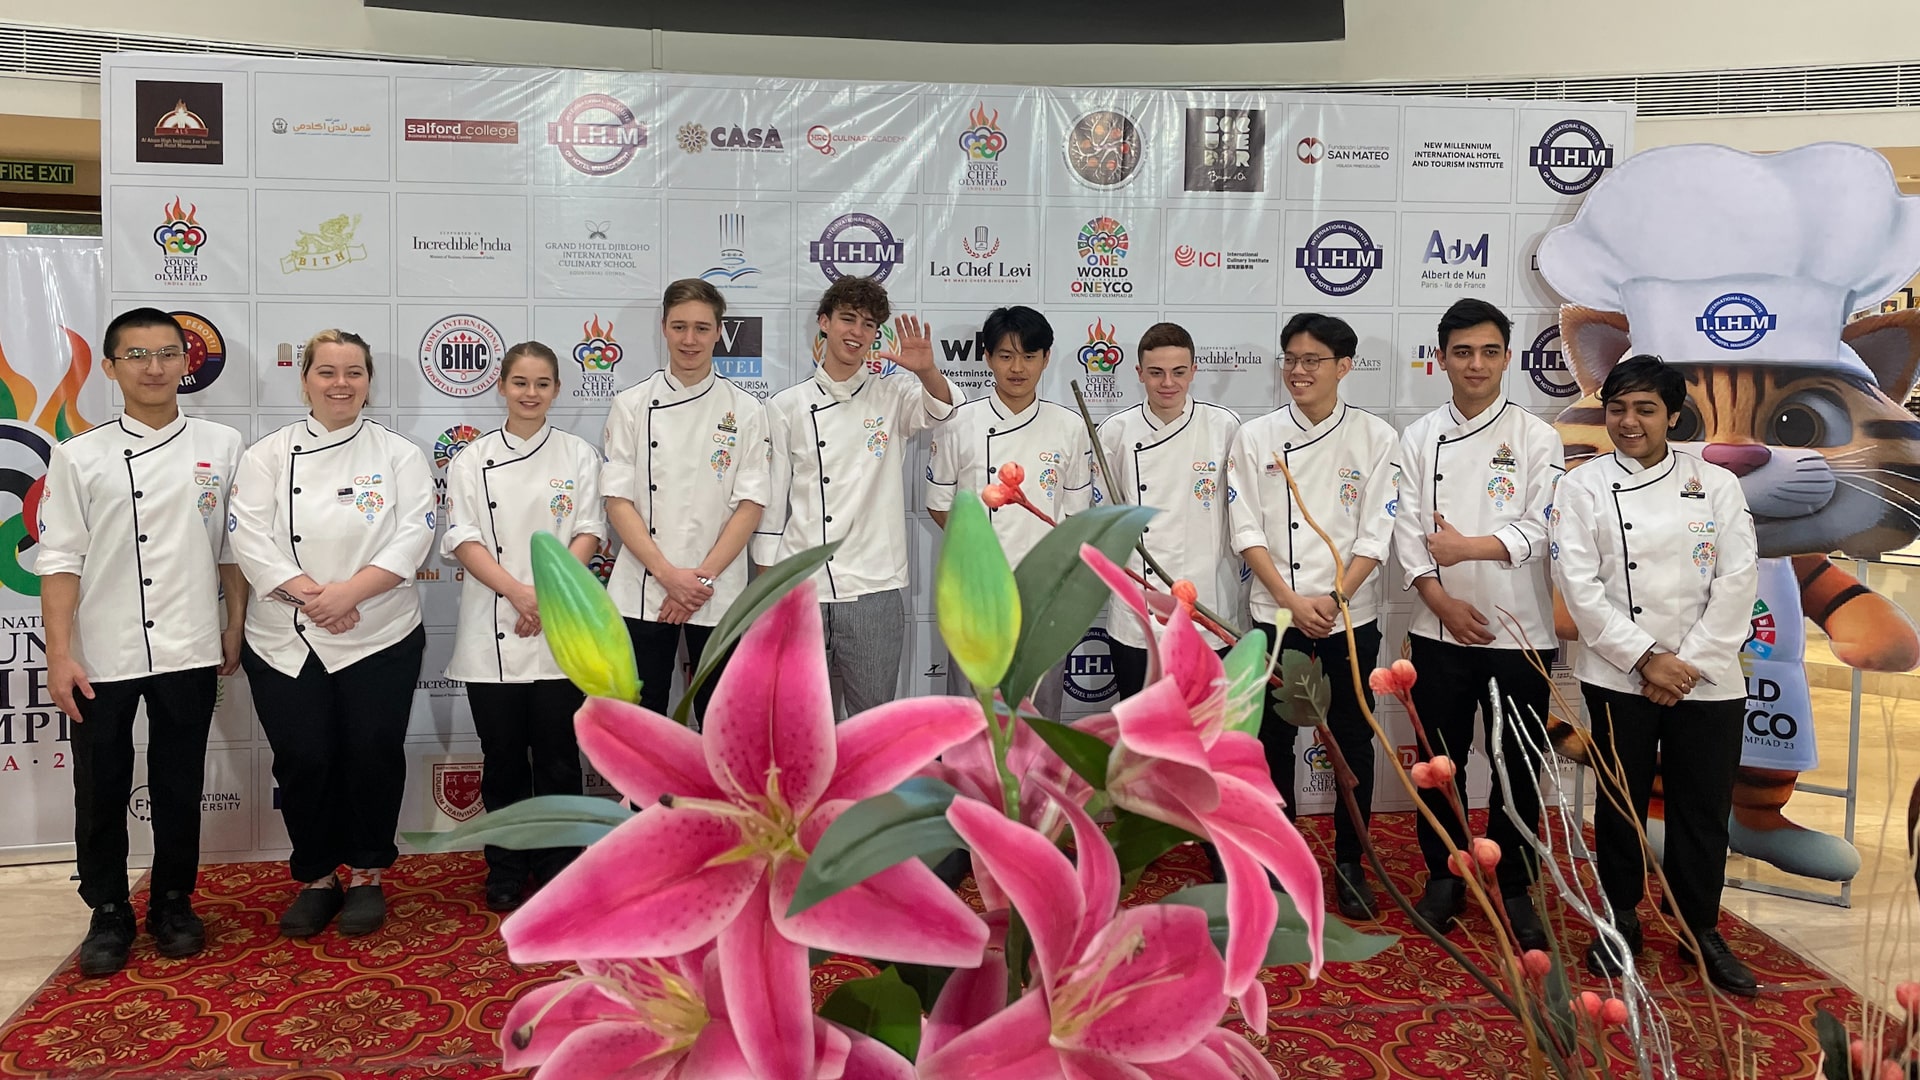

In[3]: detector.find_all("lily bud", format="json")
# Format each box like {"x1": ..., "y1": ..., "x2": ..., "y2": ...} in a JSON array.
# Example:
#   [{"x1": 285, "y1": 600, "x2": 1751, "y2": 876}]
[{"x1": 531, "y1": 531, "x2": 640, "y2": 703}]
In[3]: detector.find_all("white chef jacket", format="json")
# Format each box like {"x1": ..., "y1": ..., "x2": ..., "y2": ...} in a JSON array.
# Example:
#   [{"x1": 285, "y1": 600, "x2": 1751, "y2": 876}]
[
  {"x1": 926, "y1": 395, "x2": 1093, "y2": 566},
  {"x1": 1092, "y1": 400, "x2": 1241, "y2": 650},
  {"x1": 442, "y1": 425, "x2": 607, "y2": 683},
  {"x1": 602, "y1": 370, "x2": 771, "y2": 627},
  {"x1": 752, "y1": 365, "x2": 962, "y2": 601},
  {"x1": 1550, "y1": 448, "x2": 1757, "y2": 700},
  {"x1": 229, "y1": 416, "x2": 436, "y2": 676},
  {"x1": 1394, "y1": 396, "x2": 1563, "y2": 650},
  {"x1": 1227, "y1": 402, "x2": 1397, "y2": 635},
  {"x1": 36, "y1": 413, "x2": 243, "y2": 682}
]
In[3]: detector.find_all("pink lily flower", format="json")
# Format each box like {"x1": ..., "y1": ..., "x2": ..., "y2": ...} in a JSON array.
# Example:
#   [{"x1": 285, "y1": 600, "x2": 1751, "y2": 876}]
[
  {"x1": 918, "y1": 778, "x2": 1278, "y2": 1080},
  {"x1": 501, "y1": 941, "x2": 913, "y2": 1080},
  {"x1": 502, "y1": 579, "x2": 990, "y2": 1080},
  {"x1": 1073, "y1": 544, "x2": 1326, "y2": 1026}
]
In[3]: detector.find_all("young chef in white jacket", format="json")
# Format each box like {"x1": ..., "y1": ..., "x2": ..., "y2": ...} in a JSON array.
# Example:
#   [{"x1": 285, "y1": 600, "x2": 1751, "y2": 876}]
[
  {"x1": 1092, "y1": 322, "x2": 1241, "y2": 698},
  {"x1": 1227, "y1": 312, "x2": 1397, "y2": 921},
  {"x1": 1395, "y1": 299, "x2": 1563, "y2": 950},
  {"x1": 604, "y1": 280, "x2": 770, "y2": 723},
  {"x1": 925, "y1": 305, "x2": 1092, "y2": 715},
  {"x1": 230, "y1": 329, "x2": 434, "y2": 939},
  {"x1": 443, "y1": 341, "x2": 605, "y2": 912},
  {"x1": 1550, "y1": 355, "x2": 1759, "y2": 995},
  {"x1": 753, "y1": 276, "x2": 961, "y2": 717},
  {"x1": 40, "y1": 307, "x2": 246, "y2": 976}
]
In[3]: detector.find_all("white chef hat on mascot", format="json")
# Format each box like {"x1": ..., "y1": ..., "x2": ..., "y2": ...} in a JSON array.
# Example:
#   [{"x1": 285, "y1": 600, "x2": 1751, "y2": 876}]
[{"x1": 1538, "y1": 142, "x2": 1920, "y2": 380}]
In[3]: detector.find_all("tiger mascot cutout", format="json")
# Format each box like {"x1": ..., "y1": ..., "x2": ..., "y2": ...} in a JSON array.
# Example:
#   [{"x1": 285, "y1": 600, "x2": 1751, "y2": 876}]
[{"x1": 1536, "y1": 142, "x2": 1920, "y2": 883}]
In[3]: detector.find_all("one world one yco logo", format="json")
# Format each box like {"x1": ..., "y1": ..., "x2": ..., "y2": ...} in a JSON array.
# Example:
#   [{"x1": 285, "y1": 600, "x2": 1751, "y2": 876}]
[
  {"x1": 1696, "y1": 293, "x2": 1777, "y2": 350},
  {"x1": 1528, "y1": 119, "x2": 1614, "y2": 195},
  {"x1": 1295, "y1": 220, "x2": 1384, "y2": 297},
  {"x1": 1072, "y1": 216, "x2": 1130, "y2": 296},
  {"x1": 809, "y1": 213, "x2": 904, "y2": 284},
  {"x1": 1521, "y1": 325, "x2": 1577, "y2": 398}
]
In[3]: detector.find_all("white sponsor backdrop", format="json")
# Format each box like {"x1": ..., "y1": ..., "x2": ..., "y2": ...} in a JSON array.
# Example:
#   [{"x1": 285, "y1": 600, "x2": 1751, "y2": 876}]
[{"x1": 83, "y1": 53, "x2": 1631, "y2": 863}]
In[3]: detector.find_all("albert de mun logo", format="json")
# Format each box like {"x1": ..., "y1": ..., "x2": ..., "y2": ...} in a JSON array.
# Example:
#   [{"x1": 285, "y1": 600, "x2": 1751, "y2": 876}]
[
  {"x1": 1696, "y1": 293, "x2": 1777, "y2": 351},
  {"x1": 1184, "y1": 108, "x2": 1264, "y2": 192},
  {"x1": 419, "y1": 314, "x2": 506, "y2": 398},
  {"x1": 1529, "y1": 119, "x2": 1615, "y2": 195},
  {"x1": 1521, "y1": 325, "x2": 1578, "y2": 398},
  {"x1": 1418, "y1": 230, "x2": 1490, "y2": 290},
  {"x1": 808, "y1": 213, "x2": 904, "y2": 284},
  {"x1": 1295, "y1": 220, "x2": 1384, "y2": 297},
  {"x1": 547, "y1": 92, "x2": 649, "y2": 176}
]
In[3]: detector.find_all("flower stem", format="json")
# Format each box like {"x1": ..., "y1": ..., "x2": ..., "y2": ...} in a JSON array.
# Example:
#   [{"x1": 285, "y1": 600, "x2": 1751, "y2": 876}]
[{"x1": 981, "y1": 688, "x2": 1020, "y2": 821}]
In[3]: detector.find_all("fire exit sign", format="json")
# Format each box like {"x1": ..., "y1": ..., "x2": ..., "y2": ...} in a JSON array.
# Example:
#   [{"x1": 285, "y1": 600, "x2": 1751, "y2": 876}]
[{"x1": 0, "y1": 161, "x2": 76, "y2": 185}]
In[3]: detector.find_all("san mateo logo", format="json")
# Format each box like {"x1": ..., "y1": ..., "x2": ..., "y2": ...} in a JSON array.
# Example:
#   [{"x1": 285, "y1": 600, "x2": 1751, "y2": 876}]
[
  {"x1": 1295, "y1": 220, "x2": 1384, "y2": 297},
  {"x1": 1065, "y1": 110, "x2": 1143, "y2": 189},
  {"x1": 419, "y1": 314, "x2": 505, "y2": 398},
  {"x1": 1521, "y1": 325, "x2": 1578, "y2": 397},
  {"x1": 547, "y1": 92, "x2": 648, "y2": 176},
  {"x1": 151, "y1": 197, "x2": 208, "y2": 287},
  {"x1": 572, "y1": 315, "x2": 623, "y2": 400},
  {"x1": 170, "y1": 311, "x2": 226, "y2": 394},
  {"x1": 1529, "y1": 119, "x2": 1615, "y2": 195},
  {"x1": 958, "y1": 102, "x2": 1009, "y2": 190},
  {"x1": 280, "y1": 213, "x2": 367, "y2": 273},
  {"x1": 1696, "y1": 293, "x2": 1777, "y2": 350},
  {"x1": 1072, "y1": 216, "x2": 1131, "y2": 296},
  {"x1": 701, "y1": 212, "x2": 760, "y2": 285},
  {"x1": 808, "y1": 212, "x2": 904, "y2": 284}
]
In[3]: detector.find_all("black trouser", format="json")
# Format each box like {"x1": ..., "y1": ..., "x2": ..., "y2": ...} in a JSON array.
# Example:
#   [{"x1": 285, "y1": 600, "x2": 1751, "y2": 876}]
[
  {"x1": 1263, "y1": 622, "x2": 1382, "y2": 866},
  {"x1": 627, "y1": 618, "x2": 725, "y2": 724},
  {"x1": 70, "y1": 667, "x2": 218, "y2": 908},
  {"x1": 1410, "y1": 635, "x2": 1556, "y2": 893},
  {"x1": 1110, "y1": 641, "x2": 1150, "y2": 702},
  {"x1": 244, "y1": 626, "x2": 426, "y2": 883},
  {"x1": 1582, "y1": 684, "x2": 1743, "y2": 932},
  {"x1": 467, "y1": 678, "x2": 586, "y2": 885}
]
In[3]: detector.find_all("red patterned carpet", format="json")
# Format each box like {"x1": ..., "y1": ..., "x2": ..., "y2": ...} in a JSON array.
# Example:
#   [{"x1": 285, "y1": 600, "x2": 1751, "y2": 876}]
[{"x1": 0, "y1": 812, "x2": 1875, "y2": 1079}]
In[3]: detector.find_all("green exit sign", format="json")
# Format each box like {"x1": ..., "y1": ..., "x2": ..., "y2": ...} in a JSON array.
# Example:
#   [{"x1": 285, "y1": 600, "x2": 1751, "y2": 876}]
[{"x1": 0, "y1": 161, "x2": 76, "y2": 185}]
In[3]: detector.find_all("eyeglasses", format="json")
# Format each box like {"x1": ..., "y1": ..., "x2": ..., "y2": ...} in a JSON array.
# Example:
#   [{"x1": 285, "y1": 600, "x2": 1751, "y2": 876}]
[
  {"x1": 1281, "y1": 353, "x2": 1337, "y2": 372},
  {"x1": 110, "y1": 346, "x2": 188, "y2": 366}
]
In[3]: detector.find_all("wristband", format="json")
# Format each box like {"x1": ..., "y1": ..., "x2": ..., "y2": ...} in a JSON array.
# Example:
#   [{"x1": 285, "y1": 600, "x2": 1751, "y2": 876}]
[
  {"x1": 696, "y1": 575, "x2": 715, "y2": 588},
  {"x1": 1329, "y1": 588, "x2": 1348, "y2": 606}
]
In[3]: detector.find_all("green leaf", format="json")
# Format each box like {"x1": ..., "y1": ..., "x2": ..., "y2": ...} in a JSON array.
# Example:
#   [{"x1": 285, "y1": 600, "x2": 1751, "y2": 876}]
[
  {"x1": 676, "y1": 540, "x2": 842, "y2": 724},
  {"x1": 889, "y1": 961, "x2": 955, "y2": 1013},
  {"x1": 1813, "y1": 1009, "x2": 1852, "y2": 1080},
  {"x1": 787, "y1": 777, "x2": 964, "y2": 917},
  {"x1": 1018, "y1": 713, "x2": 1111, "y2": 791},
  {"x1": 935, "y1": 490, "x2": 1021, "y2": 689},
  {"x1": 1158, "y1": 883, "x2": 1399, "y2": 966},
  {"x1": 998, "y1": 504, "x2": 1156, "y2": 707},
  {"x1": 1221, "y1": 629, "x2": 1270, "y2": 736},
  {"x1": 817, "y1": 967, "x2": 923, "y2": 1061},
  {"x1": 403, "y1": 794, "x2": 632, "y2": 853},
  {"x1": 1274, "y1": 648, "x2": 1331, "y2": 728},
  {"x1": 1108, "y1": 809, "x2": 1202, "y2": 875}
]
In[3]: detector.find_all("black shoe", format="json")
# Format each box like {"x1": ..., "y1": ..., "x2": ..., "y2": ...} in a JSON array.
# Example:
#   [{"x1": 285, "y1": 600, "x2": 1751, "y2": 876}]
[
  {"x1": 280, "y1": 881, "x2": 345, "y2": 937},
  {"x1": 1678, "y1": 928, "x2": 1758, "y2": 996},
  {"x1": 1334, "y1": 863, "x2": 1377, "y2": 920},
  {"x1": 146, "y1": 891, "x2": 206, "y2": 958},
  {"x1": 1414, "y1": 877, "x2": 1466, "y2": 933},
  {"x1": 485, "y1": 881, "x2": 525, "y2": 913},
  {"x1": 1585, "y1": 911, "x2": 1643, "y2": 978},
  {"x1": 1504, "y1": 894, "x2": 1549, "y2": 952},
  {"x1": 339, "y1": 884, "x2": 387, "y2": 937},
  {"x1": 78, "y1": 903, "x2": 137, "y2": 977}
]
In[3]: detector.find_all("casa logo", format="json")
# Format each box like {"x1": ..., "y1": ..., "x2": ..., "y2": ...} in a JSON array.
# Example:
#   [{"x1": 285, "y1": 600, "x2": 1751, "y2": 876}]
[
  {"x1": 403, "y1": 118, "x2": 520, "y2": 144},
  {"x1": 958, "y1": 102, "x2": 1009, "y2": 190},
  {"x1": 1696, "y1": 293, "x2": 1776, "y2": 351},
  {"x1": 811, "y1": 322, "x2": 900, "y2": 376},
  {"x1": 547, "y1": 218, "x2": 650, "y2": 282},
  {"x1": 169, "y1": 311, "x2": 226, "y2": 394},
  {"x1": 270, "y1": 117, "x2": 372, "y2": 138},
  {"x1": 1295, "y1": 220, "x2": 1384, "y2": 297},
  {"x1": 1173, "y1": 244, "x2": 1271, "y2": 274},
  {"x1": 433, "y1": 424, "x2": 482, "y2": 470},
  {"x1": 547, "y1": 93, "x2": 649, "y2": 176},
  {"x1": 808, "y1": 212, "x2": 904, "y2": 284},
  {"x1": 701, "y1": 212, "x2": 761, "y2": 286},
  {"x1": 1295, "y1": 136, "x2": 1390, "y2": 168},
  {"x1": 152, "y1": 198, "x2": 209, "y2": 287},
  {"x1": 1529, "y1": 119, "x2": 1614, "y2": 195},
  {"x1": 1063, "y1": 625, "x2": 1119, "y2": 703},
  {"x1": 419, "y1": 314, "x2": 505, "y2": 398},
  {"x1": 1064, "y1": 109, "x2": 1143, "y2": 189},
  {"x1": 280, "y1": 213, "x2": 368, "y2": 274},
  {"x1": 1520, "y1": 325, "x2": 1577, "y2": 398},
  {"x1": 136, "y1": 80, "x2": 224, "y2": 165},
  {"x1": 573, "y1": 315, "x2": 623, "y2": 400},
  {"x1": 432, "y1": 762, "x2": 486, "y2": 823},
  {"x1": 930, "y1": 226, "x2": 1033, "y2": 284},
  {"x1": 676, "y1": 121, "x2": 784, "y2": 154},
  {"x1": 1184, "y1": 108, "x2": 1264, "y2": 192},
  {"x1": 713, "y1": 317, "x2": 769, "y2": 395},
  {"x1": 1072, "y1": 216, "x2": 1131, "y2": 295},
  {"x1": 803, "y1": 124, "x2": 907, "y2": 157}
]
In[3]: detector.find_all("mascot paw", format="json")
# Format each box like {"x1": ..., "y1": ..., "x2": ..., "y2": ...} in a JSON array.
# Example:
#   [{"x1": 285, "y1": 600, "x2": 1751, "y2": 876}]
[{"x1": 1727, "y1": 816, "x2": 1862, "y2": 881}]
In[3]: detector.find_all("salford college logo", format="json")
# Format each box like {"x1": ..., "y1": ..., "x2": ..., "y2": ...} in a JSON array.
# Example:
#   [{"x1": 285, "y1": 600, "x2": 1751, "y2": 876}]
[
  {"x1": 1521, "y1": 325, "x2": 1577, "y2": 398},
  {"x1": 136, "y1": 80, "x2": 224, "y2": 164},
  {"x1": 701, "y1": 212, "x2": 760, "y2": 285},
  {"x1": 1065, "y1": 110, "x2": 1143, "y2": 189},
  {"x1": 1697, "y1": 293, "x2": 1777, "y2": 350},
  {"x1": 1295, "y1": 220, "x2": 1384, "y2": 297},
  {"x1": 1184, "y1": 108, "x2": 1263, "y2": 192},
  {"x1": 403, "y1": 118, "x2": 519, "y2": 144},
  {"x1": 1072, "y1": 216, "x2": 1131, "y2": 296},
  {"x1": 152, "y1": 197, "x2": 209, "y2": 287},
  {"x1": 170, "y1": 311, "x2": 226, "y2": 394},
  {"x1": 1529, "y1": 119, "x2": 1614, "y2": 195},
  {"x1": 808, "y1": 213, "x2": 904, "y2": 284},
  {"x1": 419, "y1": 315, "x2": 505, "y2": 398},
  {"x1": 959, "y1": 102, "x2": 1008, "y2": 190},
  {"x1": 548, "y1": 93, "x2": 648, "y2": 176}
]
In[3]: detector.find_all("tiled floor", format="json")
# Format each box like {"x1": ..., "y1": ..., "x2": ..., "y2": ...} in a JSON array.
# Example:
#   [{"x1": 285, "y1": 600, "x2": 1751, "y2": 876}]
[{"x1": 1, "y1": 675, "x2": 1916, "y2": 1025}]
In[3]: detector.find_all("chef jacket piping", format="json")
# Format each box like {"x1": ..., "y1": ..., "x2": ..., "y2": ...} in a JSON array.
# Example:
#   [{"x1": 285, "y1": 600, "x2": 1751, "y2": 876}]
[
  {"x1": 1280, "y1": 404, "x2": 1348, "y2": 593},
  {"x1": 118, "y1": 421, "x2": 185, "y2": 671},
  {"x1": 1422, "y1": 401, "x2": 1510, "y2": 604},
  {"x1": 476, "y1": 425, "x2": 555, "y2": 680},
  {"x1": 285, "y1": 419, "x2": 372, "y2": 642},
  {"x1": 1605, "y1": 447, "x2": 1680, "y2": 630}
]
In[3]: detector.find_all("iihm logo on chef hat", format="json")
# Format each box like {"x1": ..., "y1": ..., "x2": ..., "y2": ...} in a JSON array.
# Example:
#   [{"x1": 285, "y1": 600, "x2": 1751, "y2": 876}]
[{"x1": 419, "y1": 315, "x2": 505, "y2": 398}]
